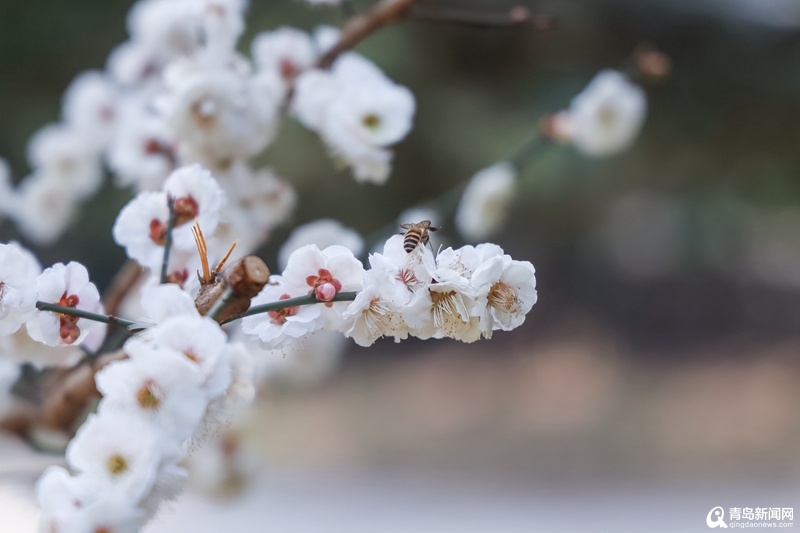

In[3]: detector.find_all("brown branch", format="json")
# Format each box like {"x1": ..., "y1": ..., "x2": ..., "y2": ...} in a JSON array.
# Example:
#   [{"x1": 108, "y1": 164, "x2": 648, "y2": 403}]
[
  {"x1": 316, "y1": 0, "x2": 422, "y2": 69},
  {"x1": 102, "y1": 260, "x2": 144, "y2": 318},
  {"x1": 1, "y1": 350, "x2": 126, "y2": 441},
  {"x1": 408, "y1": 6, "x2": 555, "y2": 31},
  {"x1": 196, "y1": 255, "x2": 270, "y2": 323}
]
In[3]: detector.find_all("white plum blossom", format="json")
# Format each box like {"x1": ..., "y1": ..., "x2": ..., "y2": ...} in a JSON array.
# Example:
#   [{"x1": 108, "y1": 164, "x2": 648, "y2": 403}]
[
  {"x1": 292, "y1": 53, "x2": 416, "y2": 184},
  {"x1": 455, "y1": 162, "x2": 517, "y2": 242},
  {"x1": 342, "y1": 270, "x2": 408, "y2": 347},
  {"x1": 113, "y1": 191, "x2": 172, "y2": 269},
  {"x1": 108, "y1": 102, "x2": 176, "y2": 191},
  {"x1": 278, "y1": 218, "x2": 364, "y2": 270},
  {"x1": 470, "y1": 254, "x2": 537, "y2": 338},
  {"x1": 65, "y1": 412, "x2": 181, "y2": 500},
  {"x1": 113, "y1": 165, "x2": 226, "y2": 270},
  {"x1": 252, "y1": 26, "x2": 316, "y2": 81},
  {"x1": 565, "y1": 69, "x2": 647, "y2": 157},
  {"x1": 241, "y1": 276, "x2": 326, "y2": 350},
  {"x1": 30, "y1": 262, "x2": 105, "y2": 346},
  {"x1": 62, "y1": 70, "x2": 120, "y2": 147},
  {"x1": 96, "y1": 347, "x2": 208, "y2": 441},
  {"x1": 0, "y1": 242, "x2": 41, "y2": 336},
  {"x1": 282, "y1": 244, "x2": 364, "y2": 305},
  {"x1": 402, "y1": 277, "x2": 481, "y2": 343},
  {"x1": 5, "y1": 174, "x2": 79, "y2": 245},
  {"x1": 149, "y1": 315, "x2": 232, "y2": 397},
  {"x1": 26, "y1": 123, "x2": 104, "y2": 200}
]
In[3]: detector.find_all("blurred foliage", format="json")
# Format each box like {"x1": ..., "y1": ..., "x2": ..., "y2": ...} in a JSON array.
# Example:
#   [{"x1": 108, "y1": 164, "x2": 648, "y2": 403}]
[{"x1": 1, "y1": 0, "x2": 799, "y2": 349}]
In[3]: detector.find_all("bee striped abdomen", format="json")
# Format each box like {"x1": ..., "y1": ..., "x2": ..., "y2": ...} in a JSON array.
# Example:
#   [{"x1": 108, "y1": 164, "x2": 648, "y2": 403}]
[{"x1": 403, "y1": 229, "x2": 422, "y2": 253}]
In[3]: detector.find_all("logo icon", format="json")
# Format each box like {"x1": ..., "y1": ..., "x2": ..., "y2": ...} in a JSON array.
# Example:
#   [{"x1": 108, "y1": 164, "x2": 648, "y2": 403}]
[{"x1": 707, "y1": 507, "x2": 728, "y2": 528}]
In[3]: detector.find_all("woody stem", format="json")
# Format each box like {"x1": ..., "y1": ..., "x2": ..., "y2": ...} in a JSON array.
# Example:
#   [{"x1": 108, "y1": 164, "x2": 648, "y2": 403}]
[
  {"x1": 35, "y1": 301, "x2": 137, "y2": 329},
  {"x1": 219, "y1": 291, "x2": 359, "y2": 325},
  {"x1": 160, "y1": 196, "x2": 177, "y2": 284}
]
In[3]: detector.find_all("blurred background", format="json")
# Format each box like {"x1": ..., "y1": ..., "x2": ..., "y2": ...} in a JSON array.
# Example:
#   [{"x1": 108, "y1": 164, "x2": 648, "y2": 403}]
[{"x1": 2, "y1": 0, "x2": 800, "y2": 531}]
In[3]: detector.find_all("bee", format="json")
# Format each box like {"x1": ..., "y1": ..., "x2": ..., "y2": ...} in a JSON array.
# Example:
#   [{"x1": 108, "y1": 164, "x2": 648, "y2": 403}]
[{"x1": 400, "y1": 220, "x2": 439, "y2": 253}]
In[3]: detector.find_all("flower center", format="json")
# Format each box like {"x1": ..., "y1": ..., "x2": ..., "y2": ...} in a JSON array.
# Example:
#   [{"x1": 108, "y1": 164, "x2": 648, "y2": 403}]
[
  {"x1": 363, "y1": 298, "x2": 395, "y2": 339},
  {"x1": 268, "y1": 294, "x2": 299, "y2": 325},
  {"x1": 183, "y1": 349, "x2": 199, "y2": 363},
  {"x1": 487, "y1": 282, "x2": 520, "y2": 314},
  {"x1": 136, "y1": 380, "x2": 162, "y2": 410},
  {"x1": 57, "y1": 292, "x2": 81, "y2": 344},
  {"x1": 148, "y1": 195, "x2": 198, "y2": 245},
  {"x1": 173, "y1": 195, "x2": 199, "y2": 226},
  {"x1": 306, "y1": 269, "x2": 342, "y2": 302},
  {"x1": 396, "y1": 268, "x2": 421, "y2": 291},
  {"x1": 106, "y1": 454, "x2": 128, "y2": 476},
  {"x1": 597, "y1": 104, "x2": 616, "y2": 128},
  {"x1": 191, "y1": 97, "x2": 218, "y2": 128},
  {"x1": 362, "y1": 113, "x2": 381, "y2": 131},
  {"x1": 165, "y1": 268, "x2": 189, "y2": 287},
  {"x1": 279, "y1": 58, "x2": 297, "y2": 79},
  {"x1": 430, "y1": 290, "x2": 464, "y2": 330}
]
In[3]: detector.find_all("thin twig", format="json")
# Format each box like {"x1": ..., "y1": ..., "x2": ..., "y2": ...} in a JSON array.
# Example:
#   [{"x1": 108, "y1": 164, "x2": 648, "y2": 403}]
[
  {"x1": 220, "y1": 291, "x2": 359, "y2": 325},
  {"x1": 160, "y1": 196, "x2": 177, "y2": 284},
  {"x1": 408, "y1": 6, "x2": 555, "y2": 31},
  {"x1": 316, "y1": 0, "x2": 421, "y2": 69},
  {"x1": 207, "y1": 287, "x2": 234, "y2": 321},
  {"x1": 36, "y1": 301, "x2": 137, "y2": 329}
]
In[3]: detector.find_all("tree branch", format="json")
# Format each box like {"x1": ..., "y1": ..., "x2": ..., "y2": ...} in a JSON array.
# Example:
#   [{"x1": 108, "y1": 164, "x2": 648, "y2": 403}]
[
  {"x1": 408, "y1": 6, "x2": 555, "y2": 31},
  {"x1": 160, "y1": 196, "x2": 177, "y2": 284},
  {"x1": 36, "y1": 302, "x2": 137, "y2": 329},
  {"x1": 316, "y1": 0, "x2": 422, "y2": 69},
  {"x1": 220, "y1": 291, "x2": 359, "y2": 325}
]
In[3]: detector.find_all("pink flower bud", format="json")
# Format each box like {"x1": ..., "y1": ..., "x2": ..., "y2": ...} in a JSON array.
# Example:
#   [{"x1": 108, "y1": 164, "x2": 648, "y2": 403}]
[{"x1": 315, "y1": 282, "x2": 337, "y2": 301}]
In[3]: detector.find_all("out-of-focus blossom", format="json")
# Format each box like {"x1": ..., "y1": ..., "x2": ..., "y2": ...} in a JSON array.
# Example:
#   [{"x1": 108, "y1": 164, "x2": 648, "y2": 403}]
[
  {"x1": 62, "y1": 70, "x2": 120, "y2": 148},
  {"x1": 292, "y1": 53, "x2": 416, "y2": 184},
  {"x1": 8, "y1": 173, "x2": 79, "y2": 245},
  {"x1": 564, "y1": 70, "x2": 647, "y2": 157},
  {"x1": 455, "y1": 162, "x2": 517, "y2": 242}
]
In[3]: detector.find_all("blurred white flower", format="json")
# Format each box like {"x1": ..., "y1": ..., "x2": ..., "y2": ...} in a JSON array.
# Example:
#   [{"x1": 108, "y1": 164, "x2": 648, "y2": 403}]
[
  {"x1": 96, "y1": 347, "x2": 208, "y2": 441},
  {"x1": 0, "y1": 326, "x2": 84, "y2": 368},
  {"x1": 108, "y1": 102, "x2": 176, "y2": 191},
  {"x1": 240, "y1": 276, "x2": 326, "y2": 350},
  {"x1": 455, "y1": 162, "x2": 517, "y2": 242},
  {"x1": 162, "y1": 66, "x2": 281, "y2": 165},
  {"x1": 62, "y1": 70, "x2": 120, "y2": 148},
  {"x1": 36, "y1": 466, "x2": 91, "y2": 533},
  {"x1": 9, "y1": 173, "x2": 79, "y2": 245},
  {"x1": 66, "y1": 413, "x2": 180, "y2": 500},
  {"x1": 141, "y1": 283, "x2": 199, "y2": 324},
  {"x1": 566, "y1": 69, "x2": 647, "y2": 157},
  {"x1": 0, "y1": 242, "x2": 41, "y2": 336},
  {"x1": 278, "y1": 218, "x2": 363, "y2": 271},
  {"x1": 471, "y1": 254, "x2": 537, "y2": 338},
  {"x1": 292, "y1": 53, "x2": 415, "y2": 184},
  {"x1": 26, "y1": 123, "x2": 104, "y2": 200},
  {"x1": 313, "y1": 25, "x2": 341, "y2": 54},
  {"x1": 252, "y1": 26, "x2": 316, "y2": 82},
  {"x1": 163, "y1": 163, "x2": 227, "y2": 234},
  {"x1": 30, "y1": 262, "x2": 105, "y2": 346}
]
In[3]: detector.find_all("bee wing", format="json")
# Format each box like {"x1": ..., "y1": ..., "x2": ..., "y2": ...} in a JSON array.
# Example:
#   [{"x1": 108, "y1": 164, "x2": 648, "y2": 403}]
[{"x1": 399, "y1": 223, "x2": 414, "y2": 230}]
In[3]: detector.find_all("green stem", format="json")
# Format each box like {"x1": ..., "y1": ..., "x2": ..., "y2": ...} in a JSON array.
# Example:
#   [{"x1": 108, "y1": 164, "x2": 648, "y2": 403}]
[
  {"x1": 36, "y1": 301, "x2": 137, "y2": 329},
  {"x1": 207, "y1": 287, "x2": 234, "y2": 321},
  {"x1": 160, "y1": 197, "x2": 177, "y2": 284},
  {"x1": 220, "y1": 291, "x2": 359, "y2": 325}
]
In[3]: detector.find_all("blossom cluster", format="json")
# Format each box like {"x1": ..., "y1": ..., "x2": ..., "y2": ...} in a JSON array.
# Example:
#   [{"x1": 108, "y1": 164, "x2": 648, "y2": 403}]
[
  {"x1": 36, "y1": 285, "x2": 254, "y2": 533},
  {"x1": 242, "y1": 234, "x2": 537, "y2": 349},
  {"x1": 0, "y1": 0, "x2": 415, "y2": 248}
]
